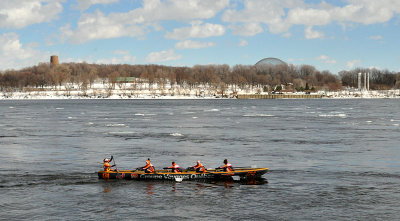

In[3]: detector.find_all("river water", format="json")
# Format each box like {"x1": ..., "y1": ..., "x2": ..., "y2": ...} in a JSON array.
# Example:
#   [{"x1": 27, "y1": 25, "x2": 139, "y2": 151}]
[{"x1": 0, "y1": 99, "x2": 399, "y2": 220}]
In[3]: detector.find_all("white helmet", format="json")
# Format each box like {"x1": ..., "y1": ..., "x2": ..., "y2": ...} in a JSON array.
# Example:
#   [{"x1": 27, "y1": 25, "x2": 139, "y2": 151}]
[{"x1": 104, "y1": 158, "x2": 109, "y2": 162}]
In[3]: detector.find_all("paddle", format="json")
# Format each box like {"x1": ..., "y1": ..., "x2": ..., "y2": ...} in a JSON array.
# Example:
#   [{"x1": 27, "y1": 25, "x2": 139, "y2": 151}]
[
  {"x1": 111, "y1": 156, "x2": 117, "y2": 169},
  {"x1": 111, "y1": 155, "x2": 120, "y2": 178}
]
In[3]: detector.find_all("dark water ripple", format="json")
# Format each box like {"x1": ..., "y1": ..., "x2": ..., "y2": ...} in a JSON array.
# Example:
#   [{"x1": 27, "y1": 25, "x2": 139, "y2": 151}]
[{"x1": 1, "y1": 99, "x2": 400, "y2": 220}]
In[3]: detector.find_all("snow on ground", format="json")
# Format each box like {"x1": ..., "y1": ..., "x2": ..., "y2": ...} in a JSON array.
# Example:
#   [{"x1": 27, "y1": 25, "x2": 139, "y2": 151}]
[
  {"x1": 322, "y1": 89, "x2": 400, "y2": 99},
  {"x1": 0, "y1": 82, "x2": 232, "y2": 99},
  {"x1": 1, "y1": 81, "x2": 399, "y2": 99}
]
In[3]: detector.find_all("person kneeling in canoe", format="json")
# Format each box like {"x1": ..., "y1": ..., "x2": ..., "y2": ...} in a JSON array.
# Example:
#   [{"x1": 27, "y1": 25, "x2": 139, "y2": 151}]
[
  {"x1": 191, "y1": 160, "x2": 206, "y2": 173},
  {"x1": 165, "y1": 161, "x2": 182, "y2": 173},
  {"x1": 218, "y1": 159, "x2": 234, "y2": 172},
  {"x1": 142, "y1": 158, "x2": 155, "y2": 173},
  {"x1": 103, "y1": 156, "x2": 116, "y2": 172}
]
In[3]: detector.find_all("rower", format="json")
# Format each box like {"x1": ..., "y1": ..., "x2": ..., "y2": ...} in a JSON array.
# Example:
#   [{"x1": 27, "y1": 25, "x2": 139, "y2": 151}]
[
  {"x1": 191, "y1": 160, "x2": 206, "y2": 173},
  {"x1": 142, "y1": 158, "x2": 155, "y2": 173},
  {"x1": 218, "y1": 159, "x2": 233, "y2": 172},
  {"x1": 103, "y1": 156, "x2": 116, "y2": 172},
  {"x1": 166, "y1": 161, "x2": 181, "y2": 173}
]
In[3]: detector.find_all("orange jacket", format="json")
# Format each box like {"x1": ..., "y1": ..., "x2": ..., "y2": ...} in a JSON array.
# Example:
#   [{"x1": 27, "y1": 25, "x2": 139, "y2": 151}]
[
  {"x1": 143, "y1": 160, "x2": 154, "y2": 172},
  {"x1": 221, "y1": 163, "x2": 233, "y2": 172},
  {"x1": 104, "y1": 162, "x2": 111, "y2": 171},
  {"x1": 193, "y1": 162, "x2": 206, "y2": 172},
  {"x1": 168, "y1": 163, "x2": 181, "y2": 173}
]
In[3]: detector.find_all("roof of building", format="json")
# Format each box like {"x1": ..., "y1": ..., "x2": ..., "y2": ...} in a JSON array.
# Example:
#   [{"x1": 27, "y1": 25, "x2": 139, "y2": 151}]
[{"x1": 255, "y1": 57, "x2": 287, "y2": 66}]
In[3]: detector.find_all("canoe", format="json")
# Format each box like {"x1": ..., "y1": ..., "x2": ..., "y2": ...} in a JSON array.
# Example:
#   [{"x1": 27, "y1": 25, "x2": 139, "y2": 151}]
[{"x1": 98, "y1": 167, "x2": 268, "y2": 181}]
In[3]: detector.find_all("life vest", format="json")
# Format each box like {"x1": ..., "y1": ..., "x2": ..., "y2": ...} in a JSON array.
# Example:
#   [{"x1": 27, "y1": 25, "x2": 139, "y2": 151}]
[
  {"x1": 148, "y1": 164, "x2": 155, "y2": 173},
  {"x1": 169, "y1": 163, "x2": 181, "y2": 173},
  {"x1": 223, "y1": 163, "x2": 233, "y2": 172},
  {"x1": 194, "y1": 162, "x2": 206, "y2": 172},
  {"x1": 104, "y1": 162, "x2": 111, "y2": 172},
  {"x1": 143, "y1": 162, "x2": 155, "y2": 173}
]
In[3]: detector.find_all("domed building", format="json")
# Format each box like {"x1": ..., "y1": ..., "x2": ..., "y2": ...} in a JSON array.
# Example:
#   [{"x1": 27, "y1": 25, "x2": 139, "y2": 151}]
[{"x1": 255, "y1": 57, "x2": 287, "y2": 66}]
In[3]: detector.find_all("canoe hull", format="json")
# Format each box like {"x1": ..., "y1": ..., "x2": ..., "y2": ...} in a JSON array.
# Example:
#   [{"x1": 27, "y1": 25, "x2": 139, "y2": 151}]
[{"x1": 98, "y1": 168, "x2": 268, "y2": 181}]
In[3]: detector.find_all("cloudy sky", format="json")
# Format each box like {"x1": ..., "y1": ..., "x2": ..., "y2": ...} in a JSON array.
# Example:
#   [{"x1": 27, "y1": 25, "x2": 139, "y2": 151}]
[{"x1": 1, "y1": 0, "x2": 399, "y2": 73}]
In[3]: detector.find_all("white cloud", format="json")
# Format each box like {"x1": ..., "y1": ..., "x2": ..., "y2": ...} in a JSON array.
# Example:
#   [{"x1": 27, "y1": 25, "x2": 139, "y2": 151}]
[
  {"x1": 137, "y1": 0, "x2": 229, "y2": 22},
  {"x1": 165, "y1": 22, "x2": 225, "y2": 40},
  {"x1": 175, "y1": 40, "x2": 216, "y2": 49},
  {"x1": 60, "y1": 11, "x2": 148, "y2": 43},
  {"x1": 305, "y1": 26, "x2": 324, "y2": 39},
  {"x1": 114, "y1": 50, "x2": 129, "y2": 55},
  {"x1": 75, "y1": 0, "x2": 119, "y2": 11},
  {"x1": 100, "y1": 50, "x2": 136, "y2": 64},
  {"x1": 0, "y1": 0, "x2": 63, "y2": 29},
  {"x1": 238, "y1": 39, "x2": 248, "y2": 47},
  {"x1": 146, "y1": 49, "x2": 182, "y2": 63},
  {"x1": 230, "y1": 23, "x2": 263, "y2": 36},
  {"x1": 63, "y1": 50, "x2": 136, "y2": 65},
  {"x1": 221, "y1": 0, "x2": 400, "y2": 39},
  {"x1": 317, "y1": 55, "x2": 336, "y2": 64},
  {"x1": 334, "y1": 1, "x2": 396, "y2": 25},
  {"x1": 368, "y1": 66, "x2": 380, "y2": 70},
  {"x1": 287, "y1": 7, "x2": 331, "y2": 26},
  {"x1": 369, "y1": 35, "x2": 383, "y2": 40},
  {"x1": 96, "y1": 55, "x2": 136, "y2": 64},
  {"x1": 347, "y1": 59, "x2": 362, "y2": 69},
  {"x1": 60, "y1": 0, "x2": 400, "y2": 44},
  {"x1": 222, "y1": 0, "x2": 295, "y2": 34},
  {"x1": 0, "y1": 33, "x2": 50, "y2": 70},
  {"x1": 62, "y1": 0, "x2": 229, "y2": 43}
]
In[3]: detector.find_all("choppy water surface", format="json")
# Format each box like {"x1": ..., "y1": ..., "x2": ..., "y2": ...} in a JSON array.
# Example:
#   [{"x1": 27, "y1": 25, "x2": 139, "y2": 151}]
[{"x1": 1, "y1": 99, "x2": 399, "y2": 220}]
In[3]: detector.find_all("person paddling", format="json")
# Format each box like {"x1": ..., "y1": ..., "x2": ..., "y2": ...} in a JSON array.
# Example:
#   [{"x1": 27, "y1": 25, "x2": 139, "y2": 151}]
[
  {"x1": 191, "y1": 160, "x2": 206, "y2": 173},
  {"x1": 103, "y1": 156, "x2": 116, "y2": 172},
  {"x1": 218, "y1": 159, "x2": 233, "y2": 172},
  {"x1": 165, "y1": 161, "x2": 181, "y2": 173},
  {"x1": 142, "y1": 158, "x2": 155, "y2": 173}
]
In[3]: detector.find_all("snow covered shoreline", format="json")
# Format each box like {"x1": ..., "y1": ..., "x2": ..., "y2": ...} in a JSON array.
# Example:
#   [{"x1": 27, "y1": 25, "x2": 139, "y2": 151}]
[
  {"x1": 1, "y1": 82, "x2": 399, "y2": 100},
  {"x1": 2, "y1": 90, "x2": 400, "y2": 100},
  {"x1": 0, "y1": 92, "x2": 221, "y2": 100}
]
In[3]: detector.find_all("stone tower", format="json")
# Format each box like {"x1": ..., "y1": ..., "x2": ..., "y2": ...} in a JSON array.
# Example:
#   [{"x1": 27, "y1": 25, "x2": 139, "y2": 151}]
[{"x1": 50, "y1": 55, "x2": 59, "y2": 67}]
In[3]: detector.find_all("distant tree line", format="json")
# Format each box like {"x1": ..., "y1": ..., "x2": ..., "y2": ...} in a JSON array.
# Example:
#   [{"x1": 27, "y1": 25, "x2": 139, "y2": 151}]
[
  {"x1": 339, "y1": 68, "x2": 400, "y2": 90},
  {"x1": 0, "y1": 62, "x2": 399, "y2": 92}
]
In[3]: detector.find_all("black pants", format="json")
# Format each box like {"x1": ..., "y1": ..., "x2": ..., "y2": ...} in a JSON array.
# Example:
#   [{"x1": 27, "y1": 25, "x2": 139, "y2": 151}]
[{"x1": 196, "y1": 168, "x2": 204, "y2": 173}]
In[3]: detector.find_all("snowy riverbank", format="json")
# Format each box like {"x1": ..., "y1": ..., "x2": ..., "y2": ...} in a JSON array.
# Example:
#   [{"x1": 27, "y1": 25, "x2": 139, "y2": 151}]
[
  {"x1": 2, "y1": 90, "x2": 400, "y2": 99},
  {"x1": 1, "y1": 82, "x2": 399, "y2": 99},
  {"x1": 323, "y1": 89, "x2": 400, "y2": 99}
]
